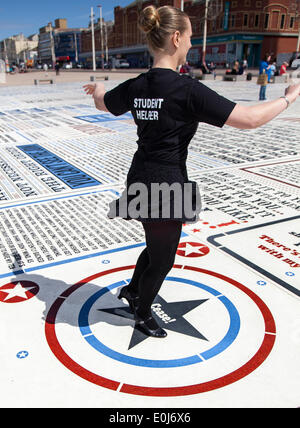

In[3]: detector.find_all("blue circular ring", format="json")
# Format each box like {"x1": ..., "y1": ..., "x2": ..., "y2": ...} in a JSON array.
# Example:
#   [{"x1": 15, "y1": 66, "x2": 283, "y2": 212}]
[{"x1": 78, "y1": 276, "x2": 240, "y2": 368}]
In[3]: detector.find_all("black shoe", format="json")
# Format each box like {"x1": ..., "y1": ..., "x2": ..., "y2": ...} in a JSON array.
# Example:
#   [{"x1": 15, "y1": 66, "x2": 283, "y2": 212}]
[
  {"x1": 117, "y1": 286, "x2": 139, "y2": 313},
  {"x1": 134, "y1": 313, "x2": 167, "y2": 338}
]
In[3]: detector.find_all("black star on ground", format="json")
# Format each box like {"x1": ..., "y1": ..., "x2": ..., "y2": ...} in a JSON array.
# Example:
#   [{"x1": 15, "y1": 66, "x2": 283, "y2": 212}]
[{"x1": 98, "y1": 294, "x2": 209, "y2": 349}]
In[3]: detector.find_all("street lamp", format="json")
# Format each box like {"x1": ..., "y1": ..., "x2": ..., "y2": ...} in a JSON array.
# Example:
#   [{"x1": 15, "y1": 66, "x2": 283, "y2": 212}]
[
  {"x1": 49, "y1": 22, "x2": 56, "y2": 68},
  {"x1": 182, "y1": 1, "x2": 222, "y2": 66},
  {"x1": 202, "y1": 0, "x2": 209, "y2": 66},
  {"x1": 104, "y1": 22, "x2": 108, "y2": 64},
  {"x1": 97, "y1": 5, "x2": 104, "y2": 70},
  {"x1": 200, "y1": 0, "x2": 223, "y2": 65},
  {"x1": 90, "y1": 7, "x2": 96, "y2": 71},
  {"x1": 3, "y1": 39, "x2": 10, "y2": 72},
  {"x1": 289, "y1": 0, "x2": 300, "y2": 53},
  {"x1": 74, "y1": 32, "x2": 78, "y2": 64}
]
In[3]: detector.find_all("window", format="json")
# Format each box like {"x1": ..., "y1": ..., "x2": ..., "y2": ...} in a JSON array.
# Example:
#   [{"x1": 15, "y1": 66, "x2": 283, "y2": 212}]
[
  {"x1": 219, "y1": 16, "x2": 223, "y2": 29},
  {"x1": 192, "y1": 21, "x2": 197, "y2": 34},
  {"x1": 248, "y1": 14, "x2": 253, "y2": 28},
  {"x1": 264, "y1": 13, "x2": 269, "y2": 29},
  {"x1": 231, "y1": 14, "x2": 236, "y2": 28},
  {"x1": 290, "y1": 16, "x2": 295, "y2": 28},
  {"x1": 271, "y1": 11, "x2": 280, "y2": 29},
  {"x1": 228, "y1": 43, "x2": 236, "y2": 55},
  {"x1": 256, "y1": 1, "x2": 262, "y2": 7},
  {"x1": 244, "y1": 0, "x2": 251, "y2": 6},
  {"x1": 255, "y1": 14, "x2": 260, "y2": 27},
  {"x1": 232, "y1": 1, "x2": 237, "y2": 8},
  {"x1": 280, "y1": 14, "x2": 285, "y2": 29},
  {"x1": 243, "y1": 14, "x2": 249, "y2": 27}
]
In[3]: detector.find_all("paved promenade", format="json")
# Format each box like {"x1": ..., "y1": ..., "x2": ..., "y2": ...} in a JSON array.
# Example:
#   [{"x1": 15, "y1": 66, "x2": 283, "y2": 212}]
[
  {"x1": 1, "y1": 69, "x2": 144, "y2": 86},
  {"x1": 1, "y1": 67, "x2": 261, "y2": 86},
  {"x1": 0, "y1": 74, "x2": 299, "y2": 408}
]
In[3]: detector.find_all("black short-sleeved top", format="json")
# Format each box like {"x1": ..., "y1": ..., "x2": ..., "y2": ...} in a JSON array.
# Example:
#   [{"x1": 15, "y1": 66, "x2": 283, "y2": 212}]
[
  {"x1": 104, "y1": 68, "x2": 236, "y2": 165},
  {"x1": 103, "y1": 68, "x2": 236, "y2": 223}
]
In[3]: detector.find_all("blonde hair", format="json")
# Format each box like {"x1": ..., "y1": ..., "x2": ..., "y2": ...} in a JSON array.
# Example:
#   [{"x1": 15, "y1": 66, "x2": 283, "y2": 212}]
[{"x1": 139, "y1": 5, "x2": 189, "y2": 52}]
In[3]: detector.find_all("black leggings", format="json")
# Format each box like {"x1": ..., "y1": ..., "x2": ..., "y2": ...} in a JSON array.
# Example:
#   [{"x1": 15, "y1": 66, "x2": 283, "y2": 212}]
[{"x1": 127, "y1": 220, "x2": 182, "y2": 319}]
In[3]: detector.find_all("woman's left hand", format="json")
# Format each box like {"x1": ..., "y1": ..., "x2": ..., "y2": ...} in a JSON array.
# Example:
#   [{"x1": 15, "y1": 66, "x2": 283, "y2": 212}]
[
  {"x1": 83, "y1": 84, "x2": 96, "y2": 95},
  {"x1": 285, "y1": 83, "x2": 300, "y2": 103}
]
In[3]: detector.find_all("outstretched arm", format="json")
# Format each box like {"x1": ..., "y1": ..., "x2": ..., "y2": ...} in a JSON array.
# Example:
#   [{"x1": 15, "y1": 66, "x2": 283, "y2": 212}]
[
  {"x1": 83, "y1": 82, "x2": 109, "y2": 112},
  {"x1": 226, "y1": 83, "x2": 300, "y2": 129}
]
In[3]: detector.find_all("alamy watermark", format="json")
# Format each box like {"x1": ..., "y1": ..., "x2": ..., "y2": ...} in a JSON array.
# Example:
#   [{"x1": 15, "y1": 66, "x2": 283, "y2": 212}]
[{"x1": 106, "y1": 181, "x2": 201, "y2": 220}]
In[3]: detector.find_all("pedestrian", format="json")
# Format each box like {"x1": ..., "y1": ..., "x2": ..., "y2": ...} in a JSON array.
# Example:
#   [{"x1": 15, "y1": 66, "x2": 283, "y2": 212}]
[
  {"x1": 230, "y1": 60, "x2": 239, "y2": 75},
  {"x1": 268, "y1": 60, "x2": 277, "y2": 83},
  {"x1": 55, "y1": 62, "x2": 60, "y2": 76},
  {"x1": 10, "y1": 64, "x2": 17, "y2": 74},
  {"x1": 238, "y1": 62, "x2": 244, "y2": 75},
  {"x1": 258, "y1": 54, "x2": 272, "y2": 100},
  {"x1": 83, "y1": 5, "x2": 300, "y2": 338},
  {"x1": 179, "y1": 61, "x2": 189, "y2": 74},
  {"x1": 280, "y1": 61, "x2": 288, "y2": 75},
  {"x1": 208, "y1": 61, "x2": 216, "y2": 78},
  {"x1": 200, "y1": 60, "x2": 210, "y2": 74},
  {"x1": 270, "y1": 60, "x2": 276, "y2": 77}
]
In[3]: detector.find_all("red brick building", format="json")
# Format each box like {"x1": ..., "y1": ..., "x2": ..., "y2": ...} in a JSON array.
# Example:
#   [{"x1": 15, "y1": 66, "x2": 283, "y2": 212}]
[
  {"x1": 80, "y1": 0, "x2": 300, "y2": 67},
  {"x1": 186, "y1": 0, "x2": 300, "y2": 67}
]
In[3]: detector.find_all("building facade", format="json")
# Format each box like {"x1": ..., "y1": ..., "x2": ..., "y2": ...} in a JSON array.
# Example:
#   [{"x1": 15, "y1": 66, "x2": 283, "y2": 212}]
[
  {"x1": 80, "y1": 19, "x2": 114, "y2": 66},
  {"x1": 0, "y1": 33, "x2": 38, "y2": 65},
  {"x1": 80, "y1": 0, "x2": 300, "y2": 67},
  {"x1": 38, "y1": 18, "x2": 84, "y2": 65},
  {"x1": 185, "y1": 0, "x2": 300, "y2": 67},
  {"x1": 80, "y1": 0, "x2": 180, "y2": 67}
]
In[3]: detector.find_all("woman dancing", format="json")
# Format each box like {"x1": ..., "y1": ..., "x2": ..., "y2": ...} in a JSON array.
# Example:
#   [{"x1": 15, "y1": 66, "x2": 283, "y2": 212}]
[{"x1": 84, "y1": 5, "x2": 300, "y2": 338}]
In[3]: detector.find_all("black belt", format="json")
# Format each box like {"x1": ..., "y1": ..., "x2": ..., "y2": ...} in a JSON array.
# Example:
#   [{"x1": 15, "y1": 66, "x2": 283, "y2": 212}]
[{"x1": 134, "y1": 151, "x2": 186, "y2": 167}]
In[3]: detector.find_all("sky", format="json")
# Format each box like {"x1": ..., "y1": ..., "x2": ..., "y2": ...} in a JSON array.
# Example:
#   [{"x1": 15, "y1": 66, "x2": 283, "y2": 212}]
[{"x1": 0, "y1": 0, "x2": 134, "y2": 40}]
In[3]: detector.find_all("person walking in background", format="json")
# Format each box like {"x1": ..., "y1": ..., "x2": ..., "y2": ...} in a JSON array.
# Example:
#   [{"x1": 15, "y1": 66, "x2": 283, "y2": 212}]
[
  {"x1": 200, "y1": 60, "x2": 210, "y2": 74},
  {"x1": 84, "y1": 6, "x2": 300, "y2": 338},
  {"x1": 179, "y1": 61, "x2": 191, "y2": 74},
  {"x1": 280, "y1": 61, "x2": 289, "y2": 75},
  {"x1": 208, "y1": 61, "x2": 216, "y2": 78},
  {"x1": 238, "y1": 61, "x2": 244, "y2": 75},
  {"x1": 55, "y1": 62, "x2": 60, "y2": 76},
  {"x1": 269, "y1": 60, "x2": 277, "y2": 82},
  {"x1": 259, "y1": 54, "x2": 272, "y2": 100},
  {"x1": 232, "y1": 60, "x2": 239, "y2": 75}
]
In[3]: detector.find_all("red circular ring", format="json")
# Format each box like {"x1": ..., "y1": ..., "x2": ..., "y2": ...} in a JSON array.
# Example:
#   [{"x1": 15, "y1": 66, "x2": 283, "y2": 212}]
[{"x1": 45, "y1": 265, "x2": 276, "y2": 396}]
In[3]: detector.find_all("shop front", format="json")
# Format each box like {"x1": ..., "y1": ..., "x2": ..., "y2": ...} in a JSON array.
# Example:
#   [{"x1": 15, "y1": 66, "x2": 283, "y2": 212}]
[{"x1": 189, "y1": 34, "x2": 263, "y2": 67}]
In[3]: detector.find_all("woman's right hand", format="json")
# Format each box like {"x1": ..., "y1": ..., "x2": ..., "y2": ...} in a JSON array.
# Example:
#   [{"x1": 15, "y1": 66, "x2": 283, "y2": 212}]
[
  {"x1": 83, "y1": 82, "x2": 108, "y2": 112},
  {"x1": 285, "y1": 83, "x2": 300, "y2": 103}
]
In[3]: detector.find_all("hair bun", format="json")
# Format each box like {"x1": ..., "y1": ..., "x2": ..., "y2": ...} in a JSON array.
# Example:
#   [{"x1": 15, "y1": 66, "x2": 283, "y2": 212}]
[{"x1": 139, "y1": 5, "x2": 160, "y2": 33}]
